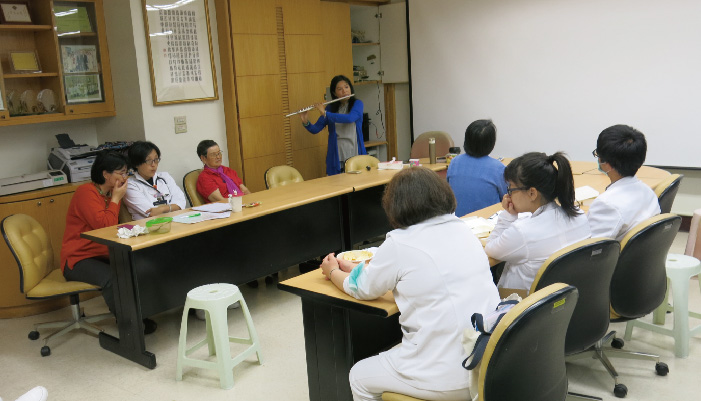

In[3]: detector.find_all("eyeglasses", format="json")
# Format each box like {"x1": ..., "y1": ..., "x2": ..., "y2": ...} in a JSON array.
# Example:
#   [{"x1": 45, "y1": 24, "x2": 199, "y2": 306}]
[
  {"x1": 592, "y1": 149, "x2": 599, "y2": 158},
  {"x1": 114, "y1": 170, "x2": 128, "y2": 178},
  {"x1": 507, "y1": 186, "x2": 529, "y2": 196},
  {"x1": 207, "y1": 151, "x2": 223, "y2": 158},
  {"x1": 144, "y1": 158, "x2": 161, "y2": 166}
]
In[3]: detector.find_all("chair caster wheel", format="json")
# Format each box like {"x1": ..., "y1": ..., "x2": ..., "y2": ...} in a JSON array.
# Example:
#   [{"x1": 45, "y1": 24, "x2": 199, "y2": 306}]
[
  {"x1": 614, "y1": 383, "x2": 627, "y2": 398},
  {"x1": 40, "y1": 346, "x2": 51, "y2": 357},
  {"x1": 655, "y1": 362, "x2": 669, "y2": 376},
  {"x1": 28, "y1": 331, "x2": 40, "y2": 340},
  {"x1": 611, "y1": 338, "x2": 625, "y2": 349}
]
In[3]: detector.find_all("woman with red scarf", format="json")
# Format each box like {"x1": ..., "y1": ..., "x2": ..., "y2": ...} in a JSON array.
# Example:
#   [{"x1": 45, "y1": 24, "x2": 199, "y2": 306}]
[{"x1": 196, "y1": 140, "x2": 251, "y2": 203}]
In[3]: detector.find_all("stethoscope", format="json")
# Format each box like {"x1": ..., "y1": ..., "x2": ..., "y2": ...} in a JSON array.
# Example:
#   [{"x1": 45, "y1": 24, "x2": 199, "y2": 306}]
[{"x1": 134, "y1": 175, "x2": 169, "y2": 206}]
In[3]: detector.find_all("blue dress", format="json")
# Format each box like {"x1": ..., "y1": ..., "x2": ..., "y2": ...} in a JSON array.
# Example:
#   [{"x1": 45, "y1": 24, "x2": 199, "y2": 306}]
[
  {"x1": 447, "y1": 154, "x2": 508, "y2": 217},
  {"x1": 304, "y1": 100, "x2": 367, "y2": 176}
]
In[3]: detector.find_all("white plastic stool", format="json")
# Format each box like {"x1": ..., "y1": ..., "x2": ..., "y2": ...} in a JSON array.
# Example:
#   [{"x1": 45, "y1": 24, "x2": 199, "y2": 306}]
[
  {"x1": 176, "y1": 283, "x2": 263, "y2": 389},
  {"x1": 624, "y1": 254, "x2": 701, "y2": 358}
]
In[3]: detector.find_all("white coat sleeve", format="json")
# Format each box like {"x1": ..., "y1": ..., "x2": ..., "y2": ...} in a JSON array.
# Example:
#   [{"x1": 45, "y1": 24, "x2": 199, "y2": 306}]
[
  {"x1": 123, "y1": 179, "x2": 152, "y2": 220},
  {"x1": 343, "y1": 237, "x2": 400, "y2": 300},
  {"x1": 163, "y1": 172, "x2": 187, "y2": 210},
  {"x1": 586, "y1": 198, "x2": 623, "y2": 240},
  {"x1": 484, "y1": 212, "x2": 529, "y2": 263}
]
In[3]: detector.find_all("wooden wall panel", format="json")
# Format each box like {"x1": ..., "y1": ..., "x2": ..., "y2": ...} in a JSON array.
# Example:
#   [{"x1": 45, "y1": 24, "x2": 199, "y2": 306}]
[
  {"x1": 233, "y1": 34, "x2": 280, "y2": 76},
  {"x1": 230, "y1": 0, "x2": 277, "y2": 34},
  {"x1": 285, "y1": 35, "x2": 324, "y2": 74},
  {"x1": 321, "y1": 1, "x2": 353, "y2": 79},
  {"x1": 288, "y1": 72, "x2": 327, "y2": 150},
  {"x1": 293, "y1": 146, "x2": 328, "y2": 180},
  {"x1": 243, "y1": 152, "x2": 288, "y2": 192},
  {"x1": 236, "y1": 75, "x2": 283, "y2": 118},
  {"x1": 239, "y1": 115, "x2": 286, "y2": 159},
  {"x1": 279, "y1": 0, "x2": 321, "y2": 35}
]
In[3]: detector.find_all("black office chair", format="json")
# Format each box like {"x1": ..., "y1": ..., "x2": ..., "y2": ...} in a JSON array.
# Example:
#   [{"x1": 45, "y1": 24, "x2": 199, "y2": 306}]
[
  {"x1": 654, "y1": 174, "x2": 683, "y2": 214},
  {"x1": 569, "y1": 214, "x2": 679, "y2": 398},
  {"x1": 530, "y1": 238, "x2": 619, "y2": 400},
  {"x1": 479, "y1": 283, "x2": 579, "y2": 401}
]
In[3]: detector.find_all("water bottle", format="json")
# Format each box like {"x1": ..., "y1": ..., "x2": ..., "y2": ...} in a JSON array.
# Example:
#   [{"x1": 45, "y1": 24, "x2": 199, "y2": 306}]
[{"x1": 429, "y1": 138, "x2": 436, "y2": 164}]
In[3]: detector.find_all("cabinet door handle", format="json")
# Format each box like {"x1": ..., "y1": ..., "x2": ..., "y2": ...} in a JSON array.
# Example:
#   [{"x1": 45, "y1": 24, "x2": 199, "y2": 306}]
[
  {"x1": 37, "y1": 201, "x2": 42, "y2": 206},
  {"x1": 50, "y1": 199, "x2": 55, "y2": 203}
]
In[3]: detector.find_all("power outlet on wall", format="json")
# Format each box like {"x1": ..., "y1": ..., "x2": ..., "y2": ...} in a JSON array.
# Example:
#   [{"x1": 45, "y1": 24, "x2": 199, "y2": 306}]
[{"x1": 174, "y1": 116, "x2": 187, "y2": 134}]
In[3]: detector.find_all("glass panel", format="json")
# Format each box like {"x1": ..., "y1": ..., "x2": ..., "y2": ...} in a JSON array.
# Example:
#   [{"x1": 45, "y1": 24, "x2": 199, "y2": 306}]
[{"x1": 54, "y1": 1, "x2": 104, "y2": 104}]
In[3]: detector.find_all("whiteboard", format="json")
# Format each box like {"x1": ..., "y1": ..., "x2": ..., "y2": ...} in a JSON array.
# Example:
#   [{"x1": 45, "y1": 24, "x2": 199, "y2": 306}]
[{"x1": 408, "y1": 0, "x2": 701, "y2": 168}]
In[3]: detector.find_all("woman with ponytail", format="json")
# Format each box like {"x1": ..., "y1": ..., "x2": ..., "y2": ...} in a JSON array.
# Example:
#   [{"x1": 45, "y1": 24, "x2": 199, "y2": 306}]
[{"x1": 485, "y1": 152, "x2": 591, "y2": 290}]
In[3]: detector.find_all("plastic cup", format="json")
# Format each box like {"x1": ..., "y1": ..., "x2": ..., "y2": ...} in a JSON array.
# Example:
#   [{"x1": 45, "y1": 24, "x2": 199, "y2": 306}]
[
  {"x1": 409, "y1": 159, "x2": 420, "y2": 167},
  {"x1": 230, "y1": 195, "x2": 243, "y2": 212}
]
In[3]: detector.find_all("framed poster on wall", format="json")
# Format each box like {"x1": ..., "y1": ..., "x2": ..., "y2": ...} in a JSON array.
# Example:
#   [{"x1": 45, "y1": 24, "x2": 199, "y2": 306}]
[{"x1": 142, "y1": 0, "x2": 218, "y2": 105}]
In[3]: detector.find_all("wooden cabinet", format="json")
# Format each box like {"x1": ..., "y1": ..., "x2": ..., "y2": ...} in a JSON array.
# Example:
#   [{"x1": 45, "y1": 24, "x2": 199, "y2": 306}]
[
  {"x1": 0, "y1": 0, "x2": 114, "y2": 127},
  {"x1": 0, "y1": 184, "x2": 93, "y2": 318}
]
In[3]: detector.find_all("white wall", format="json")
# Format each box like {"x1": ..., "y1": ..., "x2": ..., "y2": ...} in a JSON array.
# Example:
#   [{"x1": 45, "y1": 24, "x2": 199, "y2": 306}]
[
  {"x1": 408, "y1": 0, "x2": 701, "y2": 214},
  {"x1": 0, "y1": 120, "x2": 98, "y2": 178}
]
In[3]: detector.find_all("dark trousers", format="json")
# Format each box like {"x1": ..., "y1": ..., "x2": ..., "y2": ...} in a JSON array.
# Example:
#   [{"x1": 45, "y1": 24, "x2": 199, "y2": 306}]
[{"x1": 64, "y1": 257, "x2": 115, "y2": 316}]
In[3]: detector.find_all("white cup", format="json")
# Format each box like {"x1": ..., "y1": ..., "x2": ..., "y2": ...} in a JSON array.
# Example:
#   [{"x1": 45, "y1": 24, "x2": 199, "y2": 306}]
[{"x1": 230, "y1": 195, "x2": 243, "y2": 212}]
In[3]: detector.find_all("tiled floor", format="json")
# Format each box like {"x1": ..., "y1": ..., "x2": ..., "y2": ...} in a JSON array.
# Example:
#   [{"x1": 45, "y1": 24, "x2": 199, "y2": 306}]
[{"x1": 0, "y1": 233, "x2": 699, "y2": 400}]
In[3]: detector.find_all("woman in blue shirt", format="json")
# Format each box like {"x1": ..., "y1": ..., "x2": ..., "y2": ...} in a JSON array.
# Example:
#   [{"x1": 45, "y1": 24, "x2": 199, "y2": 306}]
[
  {"x1": 447, "y1": 119, "x2": 508, "y2": 216},
  {"x1": 300, "y1": 75, "x2": 367, "y2": 175}
]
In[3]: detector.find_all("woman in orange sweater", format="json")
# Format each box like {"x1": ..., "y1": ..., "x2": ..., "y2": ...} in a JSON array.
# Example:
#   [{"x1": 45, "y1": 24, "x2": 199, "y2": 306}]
[{"x1": 60, "y1": 151, "x2": 156, "y2": 334}]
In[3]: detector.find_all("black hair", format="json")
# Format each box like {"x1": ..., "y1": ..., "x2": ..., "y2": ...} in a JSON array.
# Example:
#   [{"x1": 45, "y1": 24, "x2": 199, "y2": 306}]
[
  {"x1": 197, "y1": 139, "x2": 218, "y2": 158},
  {"x1": 596, "y1": 125, "x2": 647, "y2": 177},
  {"x1": 464, "y1": 119, "x2": 497, "y2": 157},
  {"x1": 91, "y1": 151, "x2": 128, "y2": 184},
  {"x1": 128, "y1": 141, "x2": 161, "y2": 169},
  {"x1": 328, "y1": 75, "x2": 356, "y2": 113},
  {"x1": 504, "y1": 152, "x2": 579, "y2": 217},
  {"x1": 382, "y1": 167, "x2": 456, "y2": 229}
]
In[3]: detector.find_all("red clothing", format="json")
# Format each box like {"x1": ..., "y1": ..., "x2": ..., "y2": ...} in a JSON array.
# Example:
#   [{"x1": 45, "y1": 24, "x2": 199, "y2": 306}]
[
  {"x1": 60, "y1": 183, "x2": 120, "y2": 271},
  {"x1": 196, "y1": 166, "x2": 244, "y2": 203}
]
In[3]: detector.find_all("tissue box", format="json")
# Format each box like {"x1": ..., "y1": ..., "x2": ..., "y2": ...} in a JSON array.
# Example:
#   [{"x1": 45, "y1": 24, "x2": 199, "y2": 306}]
[{"x1": 377, "y1": 161, "x2": 404, "y2": 170}]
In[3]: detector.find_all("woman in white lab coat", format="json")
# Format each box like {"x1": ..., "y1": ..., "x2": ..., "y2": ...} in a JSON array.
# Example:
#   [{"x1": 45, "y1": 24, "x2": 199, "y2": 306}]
[
  {"x1": 485, "y1": 152, "x2": 590, "y2": 290},
  {"x1": 321, "y1": 167, "x2": 500, "y2": 401},
  {"x1": 123, "y1": 141, "x2": 186, "y2": 220}
]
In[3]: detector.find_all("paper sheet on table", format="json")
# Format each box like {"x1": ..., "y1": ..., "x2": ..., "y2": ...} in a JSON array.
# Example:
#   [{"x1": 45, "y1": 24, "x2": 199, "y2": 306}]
[
  {"x1": 575, "y1": 185, "x2": 600, "y2": 202},
  {"x1": 462, "y1": 216, "x2": 496, "y2": 238},
  {"x1": 192, "y1": 203, "x2": 232, "y2": 213},
  {"x1": 173, "y1": 211, "x2": 231, "y2": 224}
]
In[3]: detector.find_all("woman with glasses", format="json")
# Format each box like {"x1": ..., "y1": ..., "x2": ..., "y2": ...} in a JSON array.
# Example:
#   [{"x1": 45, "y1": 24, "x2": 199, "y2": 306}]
[
  {"x1": 123, "y1": 141, "x2": 186, "y2": 220},
  {"x1": 196, "y1": 139, "x2": 250, "y2": 203},
  {"x1": 60, "y1": 151, "x2": 157, "y2": 334},
  {"x1": 484, "y1": 152, "x2": 590, "y2": 290}
]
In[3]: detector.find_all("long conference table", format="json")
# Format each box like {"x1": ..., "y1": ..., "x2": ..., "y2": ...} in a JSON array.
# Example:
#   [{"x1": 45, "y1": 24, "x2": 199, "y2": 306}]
[
  {"x1": 81, "y1": 161, "x2": 448, "y2": 369},
  {"x1": 277, "y1": 162, "x2": 671, "y2": 401}
]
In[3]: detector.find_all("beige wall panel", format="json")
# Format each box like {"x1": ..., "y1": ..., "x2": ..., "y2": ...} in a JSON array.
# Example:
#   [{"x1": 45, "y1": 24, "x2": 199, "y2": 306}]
[
  {"x1": 243, "y1": 153, "x2": 288, "y2": 192},
  {"x1": 233, "y1": 34, "x2": 280, "y2": 77},
  {"x1": 240, "y1": 115, "x2": 286, "y2": 159},
  {"x1": 237, "y1": 75, "x2": 283, "y2": 118},
  {"x1": 230, "y1": 0, "x2": 277, "y2": 35},
  {"x1": 293, "y1": 146, "x2": 327, "y2": 181},
  {"x1": 288, "y1": 72, "x2": 327, "y2": 150},
  {"x1": 285, "y1": 34, "x2": 324, "y2": 74},
  {"x1": 279, "y1": 0, "x2": 321, "y2": 35},
  {"x1": 321, "y1": 1, "x2": 353, "y2": 79}
]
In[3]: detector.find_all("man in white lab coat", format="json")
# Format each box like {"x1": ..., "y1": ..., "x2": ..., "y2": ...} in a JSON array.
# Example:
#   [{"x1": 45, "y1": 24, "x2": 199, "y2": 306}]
[{"x1": 588, "y1": 125, "x2": 660, "y2": 242}]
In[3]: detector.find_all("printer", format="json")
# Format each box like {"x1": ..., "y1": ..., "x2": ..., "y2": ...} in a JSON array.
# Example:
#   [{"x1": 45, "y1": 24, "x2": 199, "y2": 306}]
[
  {"x1": 47, "y1": 145, "x2": 96, "y2": 183},
  {"x1": 0, "y1": 170, "x2": 68, "y2": 197}
]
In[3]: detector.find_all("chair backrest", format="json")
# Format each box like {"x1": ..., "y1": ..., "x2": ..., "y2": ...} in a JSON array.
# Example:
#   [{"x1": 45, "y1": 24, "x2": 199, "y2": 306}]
[
  {"x1": 119, "y1": 201, "x2": 133, "y2": 223},
  {"x1": 264, "y1": 165, "x2": 304, "y2": 189},
  {"x1": 345, "y1": 155, "x2": 380, "y2": 172},
  {"x1": 654, "y1": 173, "x2": 683, "y2": 214},
  {"x1": 410, "y1": 131, "x2": 454, "y2": 159},
  {"x1": 479, "y1": 283, "x2": 578, "y2": 401},
  {"x1": 1, "y1": 214, "x2": 54, "y2": 294},
  {"x1": 183, "y1": 169, "x2": 206, "y2": 207},
  {"x1": 530, "y1": 238, "x2": 620, "y2": 354},
  {"x1": 610, "y1": 213, "x2": 681, "y2": 319}
]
